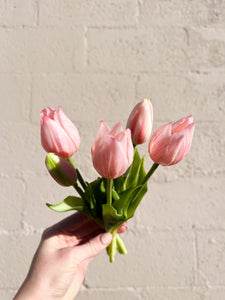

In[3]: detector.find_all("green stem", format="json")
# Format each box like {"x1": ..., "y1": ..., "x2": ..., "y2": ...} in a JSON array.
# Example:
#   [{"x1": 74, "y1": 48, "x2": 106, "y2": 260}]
[
  {"x1": 67, "y1": 156, "x2": 76, "y2": 168},
  {"x1": 76, "y1": 169, "x2": 87, "y2": 190},
  {"x1": 106, "y1": 232, "x2": 127, "y2": 263},
  {"x1": 107, "y1": 234, "x2": 117, "y2": 263},
  {"x1": 67, "y1": 157, "x2": 87, "y2": 190},
  {"x1": 73, "y1": 183, "x2": 85, "y2": 198},
  {"x1": 142, "y1": 162, "x2": 159, "y2": 185},
  {"x1": 116, "y1": 234, "x2": 127, "y2": 255},
  {"x1": 107, "y1": 178, "x2": 113, "y2": 206}
]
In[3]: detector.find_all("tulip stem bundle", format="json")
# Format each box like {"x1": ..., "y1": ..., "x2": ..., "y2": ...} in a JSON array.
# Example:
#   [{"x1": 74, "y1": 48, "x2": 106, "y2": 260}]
[{"x1": 41, "y1": 101, "x2": 195, "y2": 263}]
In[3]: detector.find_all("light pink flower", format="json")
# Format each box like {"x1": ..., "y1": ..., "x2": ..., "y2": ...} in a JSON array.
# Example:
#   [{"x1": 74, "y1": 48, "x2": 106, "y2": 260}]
[
  {"x1": 91, "y1": 121, "x2": 134, "y2": 179},
  {"x1": 126, "y1": 98, "x2": 153, "y2": 145},
  {"x1": 40, "y1": 106, "x2": 80, "y2": 158},
  {"x1": 148, "y1": 115, "x2": 195, "y2": 166},
  {"x1": 45, "y1": 153, "x2": 77, "y2": 186}
]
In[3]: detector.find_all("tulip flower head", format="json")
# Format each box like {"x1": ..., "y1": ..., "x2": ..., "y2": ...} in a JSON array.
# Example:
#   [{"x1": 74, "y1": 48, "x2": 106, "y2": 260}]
[
  {"x1": 126, "y1": 98, "x2": 153, "y2": 145},
  {"x1": 40, "y1": 106, "x2": 80, "y2": 158},
  {"x1": 148, "y1": 115, "x2": 195, "y2": 166},
  {"x1": 45, "y1": 153, "x2": 77, "y2": 186},
  {"x1": 91, "y1": 121, "x2": 134, "y2": 179}
]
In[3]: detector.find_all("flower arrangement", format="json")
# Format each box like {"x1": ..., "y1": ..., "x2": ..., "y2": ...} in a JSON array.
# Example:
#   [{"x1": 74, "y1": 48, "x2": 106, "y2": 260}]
[{"x1": 40, "y1": 99, "x2": 195, "y2": 262}]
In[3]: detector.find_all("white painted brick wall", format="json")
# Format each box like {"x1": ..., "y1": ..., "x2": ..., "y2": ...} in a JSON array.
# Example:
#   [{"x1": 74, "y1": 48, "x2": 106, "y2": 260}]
[{"x1": 0, "y1": 0, "x2": 225, "y2": 299}]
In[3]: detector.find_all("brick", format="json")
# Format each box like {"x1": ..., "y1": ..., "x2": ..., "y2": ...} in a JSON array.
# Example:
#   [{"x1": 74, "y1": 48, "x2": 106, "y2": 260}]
[
  {"x1": 0, "y1": 0, "x2": 37, "y2": 26},
  {"x1": 139, "y1": 0, "x2": 225, "y2": 28},
  {"x1": 141, "y1": 288, "x2": 195, "y2": 300},
  {"x1": 0, "y1": 177, "x2": 25, "y2": 231},
  {"x1": 31, "y1": 73, "x2": 136, "y2": 124},
  {"x1": 39, "y1": 0, "x2": 137, "y2": 27},
  {"x1": 85, "y1": 230, "x2": 194, "y2": 287},
  {"x1": 189, "y1": 122, "x2": 225, "y2": 177},
  {"x1": 22, "y1": 173, "x2": 76, "y2": 229},
  {"x1": 195, "y1": 288, "x2": 225, "y2": 300},
  {"x1": 0, "y1": 74, "x2": 30, "y2": 122},
  {"x1": 187, "y1": 28, "x2": 225, "y2": 73},
  {"x1": 0, "y1": 122, "x2": 45, "y2": 175},
  {"x1": 137, "y1": 177, "x2": 225, "y2": 230},
  {"x1": 77, "y1": 289, "x2": 138, "y2": 300},
  {"x1": 136, "y1": 74, "x2": 225, "y2": 122},
  {"x1": 196, "y1": 231, "x2": 225, "y2": 285},
  {"x1": 0, "y1": 27, "x2": 84, "y2": 72},
  {"x1": 87, "y1": 28, "x2": 188, "y2": 74},
  {"x1": 0, "y1": 233, "x2": 41, "y2": 289}
]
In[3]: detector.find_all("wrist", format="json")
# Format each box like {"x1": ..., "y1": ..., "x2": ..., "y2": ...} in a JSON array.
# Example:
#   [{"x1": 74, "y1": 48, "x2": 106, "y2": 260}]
[{"x1": 13, "y1": 277, "x2": 49, "y2": 300}]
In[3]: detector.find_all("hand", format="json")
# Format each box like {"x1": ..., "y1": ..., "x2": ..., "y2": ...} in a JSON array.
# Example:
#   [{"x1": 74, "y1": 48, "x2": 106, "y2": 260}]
[{"x1": 14, "y1": 213, "x2": 127, "y2": 300}]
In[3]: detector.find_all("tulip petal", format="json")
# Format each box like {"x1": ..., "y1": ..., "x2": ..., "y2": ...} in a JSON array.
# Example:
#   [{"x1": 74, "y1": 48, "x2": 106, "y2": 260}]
[
  {"x1": 57, "y1": 107, "x2": 80, "y2": 152},
  {"x1": 41, "y1": 116, "x2": 76, "y2": 158},
  {"x1": 149, "y1": 116, "x2": 195, "y2": 166},
  {"x1": 172, "y1": 115, "x2": 193, "y2": 133},
  {"x1": 98, "y1": 121, "x2": 111, "y2": 138},
  {"x1": 109, "y1": 122, "x2": 124, "y2": 138},
  {"x1": 164, "y1": 133, "x2": 185, "y2": 165},
  {"x1": 92, "y1": 122, "x2": 133, "y2": 178},
  {"x1": 91, "y1": 121, "x2": 110, "y2": 155},
  {"x1": 125, "y1": 129, "x2": 134, "y2": 165},
  {"x1": 126, "y1": 99, "x2": 153, "y2": 145},
  {"x1": 46, "y1": 106, "x2": 56, "y2": 119},
  {"x1": 182, "y1": 122, "x2": 195, "y2": 157},
  {"x1": 149, "y1": 123, "x2": 172, "y2": 163}
]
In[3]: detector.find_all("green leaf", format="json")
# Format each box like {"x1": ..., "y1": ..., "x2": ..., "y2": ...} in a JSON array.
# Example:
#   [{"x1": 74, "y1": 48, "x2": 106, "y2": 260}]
[
  {"x1": 100, "y1": 180, "x2": 106, "y2": 193},
  {"x1": 126, "y1": 183, "x2": 148, "y2": 219},
  {"x1": 84, "y1": 178, "x2": 107, "y2": 219},
  {"x1": 137, "y1": 155, "x2": 146, "y2": 185},
  {"x1": 113, "y1": 185, "x2": 136, "y2": 214},
  {"x1": 102, "y1": 204, "x2": 124, "y2": 232},
  {"x1": 46, "y1": 196, "x2": 85, "y2": 212},
  {"x1": 113, "y1": 175, "x2": 126, "y2": 193},
  {"x1": 112, "y1": 188, "x2": 120, "y2": 202},
  {"x1": 124, "y1": 147, "x2": 141, "y2": 189}
]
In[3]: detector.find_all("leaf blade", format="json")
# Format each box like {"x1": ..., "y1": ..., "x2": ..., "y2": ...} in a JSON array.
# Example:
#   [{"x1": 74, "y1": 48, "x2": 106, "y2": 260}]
[{"x1": 46, "y1": 196, "x2": 85, "y2": 212}]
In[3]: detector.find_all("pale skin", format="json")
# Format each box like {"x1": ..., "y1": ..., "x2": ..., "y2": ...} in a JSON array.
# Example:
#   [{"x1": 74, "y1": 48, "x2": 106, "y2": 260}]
[{"x1": 13, "y1": 213, "x2": 127, "y2": 300}]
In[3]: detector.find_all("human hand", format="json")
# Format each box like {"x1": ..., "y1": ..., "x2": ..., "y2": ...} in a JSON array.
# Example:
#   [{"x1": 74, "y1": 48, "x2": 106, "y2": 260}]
[{"x1": 14, "y1": 213, "x2": 127, "y2": 300}]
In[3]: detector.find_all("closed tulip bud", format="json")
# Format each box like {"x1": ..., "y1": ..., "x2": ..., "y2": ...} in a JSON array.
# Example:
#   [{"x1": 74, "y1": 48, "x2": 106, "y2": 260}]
[
  {"x1": 148, "y1": 115, "x2": 195, "y2": 166},
  {"x1": 45, "y1": 153, "x2": 77, "y2": 186},
  {"x1": 126, "y1": 98, "x2": 153, "y2": 145},
  {"x1": 91, "y1": 121, "x2": 134, "y2": 179},
  {"x1": 40, "y1": 106, "x2": 80, "y2": 158}
]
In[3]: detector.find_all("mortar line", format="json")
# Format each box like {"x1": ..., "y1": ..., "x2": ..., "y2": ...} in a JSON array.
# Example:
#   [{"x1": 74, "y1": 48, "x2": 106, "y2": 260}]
[{"x1": 193, "y1": 227, "x2": 199, "y2": 286}]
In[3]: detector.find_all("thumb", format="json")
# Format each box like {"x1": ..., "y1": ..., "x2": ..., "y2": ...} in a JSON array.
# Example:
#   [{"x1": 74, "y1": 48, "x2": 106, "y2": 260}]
[{"x1": 74, "y1": 232, "x2": 112, "y2": 262}]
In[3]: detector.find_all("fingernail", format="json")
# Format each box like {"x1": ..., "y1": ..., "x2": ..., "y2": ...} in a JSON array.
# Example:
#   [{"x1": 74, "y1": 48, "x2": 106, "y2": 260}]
[{"x1": 100, "y1": 233, "x2": 112, "y2": 245}]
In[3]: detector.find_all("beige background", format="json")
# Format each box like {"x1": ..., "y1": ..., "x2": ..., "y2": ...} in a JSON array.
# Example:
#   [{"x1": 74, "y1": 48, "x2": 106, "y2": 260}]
[{"x1": 0, "y1": 1, "x2": 225, "y2": 299}]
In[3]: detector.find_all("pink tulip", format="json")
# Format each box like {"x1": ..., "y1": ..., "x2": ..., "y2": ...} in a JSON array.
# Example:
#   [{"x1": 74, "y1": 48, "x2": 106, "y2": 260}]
[
  {"x1": 126, "y1": 98, "x2": 153, "y2": 145},
  {"x1": 148, "y1": 115, "x2": 195, "y2": 166},
  {"x1": 91, "y1": 121, "x2": 134, "y2": 179},
  {"x1": 45, "y1": 153, "x2": 77, "y2": 186},
  {"x1": 40, "y1": 106, "x2": 80, "y2": 158}
]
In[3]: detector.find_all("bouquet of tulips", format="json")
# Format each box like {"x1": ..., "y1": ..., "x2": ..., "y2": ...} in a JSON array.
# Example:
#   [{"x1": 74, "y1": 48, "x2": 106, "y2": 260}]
[{"x1": 40, "y1": 99, "x2": 195, "y2": 262}]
